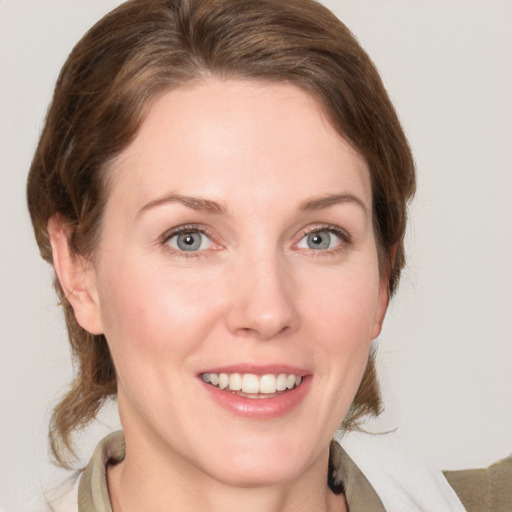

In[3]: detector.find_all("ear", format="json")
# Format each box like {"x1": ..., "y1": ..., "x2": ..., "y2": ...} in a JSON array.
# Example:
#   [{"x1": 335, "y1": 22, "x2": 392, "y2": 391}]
[
  {"x1": 370, "y1": 244, "x2": 397, "y2": 340},
  {"x1": 47, "y1": 214, "x2": 104, "y2": 335},
  {"x1": 370, "y1": 275, "x2": 390, "y2": 340}
]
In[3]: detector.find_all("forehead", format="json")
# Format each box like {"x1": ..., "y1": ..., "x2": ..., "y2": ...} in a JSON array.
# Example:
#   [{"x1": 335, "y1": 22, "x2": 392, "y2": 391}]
[{"x1": 109, "y1": 79, "x2": 371, "y2": 213}]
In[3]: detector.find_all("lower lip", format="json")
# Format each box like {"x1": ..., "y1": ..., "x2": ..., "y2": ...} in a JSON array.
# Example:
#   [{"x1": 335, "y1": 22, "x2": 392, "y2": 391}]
[{"x1": 201, "y1": 377, "x2": 312, "y2": 419}]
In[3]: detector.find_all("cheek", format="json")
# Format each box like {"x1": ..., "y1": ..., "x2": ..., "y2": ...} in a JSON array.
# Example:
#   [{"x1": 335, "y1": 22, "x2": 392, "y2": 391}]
[
  {"x1": 301, "y1": 261, "x2": 381, "y2": 389},
  {"x1": 303, "y1": 263, "x2": 381, "y2": 341},
  {"x1": 95, "y1": 258, "x2": 225, "y2": 363}
]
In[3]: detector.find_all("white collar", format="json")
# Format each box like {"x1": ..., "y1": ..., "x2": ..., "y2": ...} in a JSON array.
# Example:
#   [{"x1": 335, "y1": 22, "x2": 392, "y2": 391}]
[{"x1": 337, "y1": 429, "x2": 466, "y2": 512}]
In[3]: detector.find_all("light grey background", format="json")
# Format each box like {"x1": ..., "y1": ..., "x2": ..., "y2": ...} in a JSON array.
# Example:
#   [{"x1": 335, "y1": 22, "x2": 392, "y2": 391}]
[{"x1": 1, "y1": 1, "x2": 511, "y2": 511}]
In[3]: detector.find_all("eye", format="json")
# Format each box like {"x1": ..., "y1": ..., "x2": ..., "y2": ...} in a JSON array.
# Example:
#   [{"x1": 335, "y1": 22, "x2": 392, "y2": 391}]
[
  {"x1": 297, "y1": 229, "x2": 343, "y2": 251},
  {"x1": 166, "y1": 230, "x2": 213, "y2": 252}
]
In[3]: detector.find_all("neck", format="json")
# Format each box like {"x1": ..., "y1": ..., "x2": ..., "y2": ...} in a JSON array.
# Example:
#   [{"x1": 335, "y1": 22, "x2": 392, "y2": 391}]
[{"x1": 107, "y1": 432, "x2": 346, "y2": 512}]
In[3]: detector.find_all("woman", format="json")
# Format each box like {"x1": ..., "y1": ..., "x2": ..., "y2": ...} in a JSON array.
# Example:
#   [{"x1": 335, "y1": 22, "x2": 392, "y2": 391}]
[{"x1": 24, "y1": 0, "x2": 510, "y2": 511}]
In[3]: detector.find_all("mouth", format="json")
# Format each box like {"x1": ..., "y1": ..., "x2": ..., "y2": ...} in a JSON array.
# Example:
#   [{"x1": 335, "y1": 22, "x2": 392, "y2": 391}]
[
  {"x1": 200, "y1": 372, "x2": 303, "y2": 399},
  {"x1": 199, "y1": 367, "x2": 311, "y2": 419}
]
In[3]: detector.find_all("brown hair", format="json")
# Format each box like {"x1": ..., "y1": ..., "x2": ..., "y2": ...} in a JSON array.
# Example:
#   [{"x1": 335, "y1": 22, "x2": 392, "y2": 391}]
[{"x1": 27, "y1": 0, "x2": 415, "y2": 467}]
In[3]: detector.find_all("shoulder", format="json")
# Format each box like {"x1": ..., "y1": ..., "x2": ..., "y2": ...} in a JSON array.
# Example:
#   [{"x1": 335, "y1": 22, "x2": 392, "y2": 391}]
[
  {"x1": 444, "y1": 455, "x2": 512, "y2": 512},
  {"x1": 40, "y1": 475, "x2": 80, "y2": 512},
  {"x1": 44, "y1": 431, "x2": 124, "y2": 512},
  {"x1": 337, "y1": 430, "x2": 466, "y2": 512}
]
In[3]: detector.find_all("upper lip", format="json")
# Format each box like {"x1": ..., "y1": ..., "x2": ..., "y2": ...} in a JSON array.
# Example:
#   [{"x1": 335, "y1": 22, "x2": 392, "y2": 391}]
[{"x1": 197, "y1": 364, "x2": 310, "y2": 377}]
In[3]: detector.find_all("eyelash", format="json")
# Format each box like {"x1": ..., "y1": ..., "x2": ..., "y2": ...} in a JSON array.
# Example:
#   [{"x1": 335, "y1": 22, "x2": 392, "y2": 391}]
[{"x1": 159, "y1": 223, "x2": 352, "y2": 258}]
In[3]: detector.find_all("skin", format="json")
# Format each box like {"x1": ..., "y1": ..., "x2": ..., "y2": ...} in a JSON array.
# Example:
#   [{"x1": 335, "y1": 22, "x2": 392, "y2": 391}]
[{"x1": 49, "y1": 79, "x2": 389, "y2": 512}]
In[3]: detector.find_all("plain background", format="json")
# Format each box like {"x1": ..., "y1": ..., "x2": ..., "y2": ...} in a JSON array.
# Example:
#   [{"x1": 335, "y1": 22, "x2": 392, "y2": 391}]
[{"x1": 1, "y1": 1, "x2": 511, "y2": 510}]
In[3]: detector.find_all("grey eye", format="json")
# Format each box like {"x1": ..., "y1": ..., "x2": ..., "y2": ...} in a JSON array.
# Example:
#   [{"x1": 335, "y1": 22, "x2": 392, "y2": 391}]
[
  {"x1": 298, "y1": 230, "x2": 341, "y2": 250},
  {"x1": 167, "y1": 231, "x2": 212, "y2": 252}
]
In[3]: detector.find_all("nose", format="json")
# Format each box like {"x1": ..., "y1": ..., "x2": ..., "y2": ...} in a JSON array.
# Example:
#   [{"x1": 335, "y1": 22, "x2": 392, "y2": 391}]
[{"x1": 225, "y1": 252, "x2": 300, "y2": 340}]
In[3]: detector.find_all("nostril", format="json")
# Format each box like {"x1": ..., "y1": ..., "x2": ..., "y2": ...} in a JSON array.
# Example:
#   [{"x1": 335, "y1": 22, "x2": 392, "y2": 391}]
[{"x1": 236, "y1": 321, "x2": 294, "y2": 341}]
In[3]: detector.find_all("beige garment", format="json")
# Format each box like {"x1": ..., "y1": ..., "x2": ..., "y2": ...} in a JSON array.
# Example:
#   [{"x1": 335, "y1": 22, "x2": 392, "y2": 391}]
[
  {"x1": 77, "y1": 430, "x2": 385, "y2": 512},
  {"x1": 444, "y1": 457, "x2": 512, "y2": 512}
]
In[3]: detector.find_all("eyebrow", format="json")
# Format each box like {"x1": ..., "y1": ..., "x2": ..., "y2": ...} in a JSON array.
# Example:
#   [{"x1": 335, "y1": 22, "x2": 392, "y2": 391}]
[
  {"x1": 138, "y1": 192, "x2": 368, "y2": 218},
  {"x1": 138, "y1": 194, "x2": 227, "y2": 217},
  {"x1": 299, "y1": 193, "x2": 369, "y2": 216}
]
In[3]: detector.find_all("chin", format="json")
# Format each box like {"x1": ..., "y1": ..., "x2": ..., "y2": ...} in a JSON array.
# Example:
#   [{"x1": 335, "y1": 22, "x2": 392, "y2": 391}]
[
  {"x1": 195, "y1": 433, "x2": 318, "y2": 488},
  {"x1": 204, "y1": 459, "x2": 303, "y2": 489}
]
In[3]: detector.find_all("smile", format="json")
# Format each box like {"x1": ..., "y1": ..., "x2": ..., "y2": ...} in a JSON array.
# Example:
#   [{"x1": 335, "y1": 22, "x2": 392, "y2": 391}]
[{"x1": 200, "y1": 372, "x2": 303, "y2": 397}]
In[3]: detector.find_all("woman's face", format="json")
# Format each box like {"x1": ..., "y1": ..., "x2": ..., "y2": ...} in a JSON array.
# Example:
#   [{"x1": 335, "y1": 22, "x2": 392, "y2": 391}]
[{"x1": 82, "y1": 79, "x2": 388, "y2": 486}]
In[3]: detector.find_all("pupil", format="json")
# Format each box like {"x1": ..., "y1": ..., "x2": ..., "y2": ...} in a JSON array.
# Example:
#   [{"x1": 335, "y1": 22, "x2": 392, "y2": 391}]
[
  {"x1": 177, "y1": 232, "x2": 201, "y2": 251},
  {"x1": 308, "y1": 231, "x2": 330, "y2": 250}
]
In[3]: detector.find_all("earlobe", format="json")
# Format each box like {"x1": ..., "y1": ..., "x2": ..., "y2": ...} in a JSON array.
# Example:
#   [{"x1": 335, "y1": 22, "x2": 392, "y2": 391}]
[{"x1": 47, "y1": 214, "x2": 104, "y2": 335}]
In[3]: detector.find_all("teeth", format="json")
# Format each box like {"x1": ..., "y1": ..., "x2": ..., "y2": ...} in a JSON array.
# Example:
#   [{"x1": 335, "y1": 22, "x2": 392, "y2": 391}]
[
  {"x1": 276, "y1": 373, "x2": 287, "y2": 391},
  {"x1": 218, "y1": 373, "x2": 228, "y2": 389},
  {"x1": 201, "y1": 372, "x2": 303, "y2": 394},
  {"x1": 259, "y1": 374, "x2": 277, "y2": 394},
  {"x1": 228, "y1": 373, "x2": 242, "y2": 391},
  {"x1": 242, "y1": 374, "x2": 259, "y2": 393}
]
